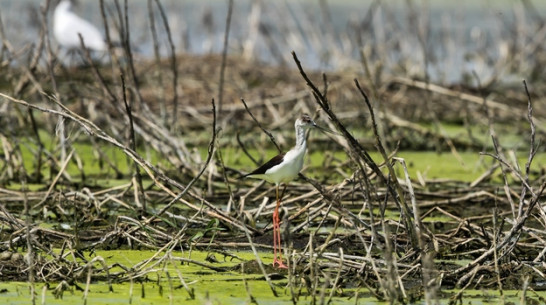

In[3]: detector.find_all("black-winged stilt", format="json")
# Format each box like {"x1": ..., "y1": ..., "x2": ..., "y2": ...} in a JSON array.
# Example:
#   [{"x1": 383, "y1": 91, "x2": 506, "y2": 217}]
[{"x1": 241, "y1": 114, "x2": 332, "y2": 268}]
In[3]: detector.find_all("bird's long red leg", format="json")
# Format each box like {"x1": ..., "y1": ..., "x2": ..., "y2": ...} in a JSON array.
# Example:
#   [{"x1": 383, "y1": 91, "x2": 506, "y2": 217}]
[
  {"x1": 276, "y1": 185, "x2": 287, "y2": 264},
  {"x1": 272, "y1": 186, "x2": 278, "y2": 264},
  {"x1": 273, "y1": 185, "x2": 287, "y2": 269},
  {"x1": 272, "y1": 185, "x2": 278, "y2": 265}
]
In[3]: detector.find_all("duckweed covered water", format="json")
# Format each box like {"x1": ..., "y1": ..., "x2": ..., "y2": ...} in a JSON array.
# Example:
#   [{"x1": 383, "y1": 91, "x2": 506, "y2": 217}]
[
  {"x1": 0, "y1": 250, "x2": 375, "y2": 305},
  {"x1": 1, "y1": 250, "x2": 545, "y2": 304}
]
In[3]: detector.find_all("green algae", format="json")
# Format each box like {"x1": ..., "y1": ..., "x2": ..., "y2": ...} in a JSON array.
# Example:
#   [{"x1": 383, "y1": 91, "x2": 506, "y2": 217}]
[
  {"x1": 1, "y1": 246, "x2": 545, "y2": 305},
  {"x1": 5, "y1": 122, "x2": 545, "y2": 191},
  {"x1": 0, "y1": 250, "x2": 375, "y2": 305}
]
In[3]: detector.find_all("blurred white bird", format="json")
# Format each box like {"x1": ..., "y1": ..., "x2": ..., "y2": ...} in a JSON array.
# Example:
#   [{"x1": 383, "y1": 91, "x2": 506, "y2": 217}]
[{"x1": 53, "y1": 0, "x2": 107, "y2": 52}]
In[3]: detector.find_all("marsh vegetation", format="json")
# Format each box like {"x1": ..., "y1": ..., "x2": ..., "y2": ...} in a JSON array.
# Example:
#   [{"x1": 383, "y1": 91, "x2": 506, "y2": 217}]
[{"x1": 0, "y1": 0, "x2": 546, "y2": 304}]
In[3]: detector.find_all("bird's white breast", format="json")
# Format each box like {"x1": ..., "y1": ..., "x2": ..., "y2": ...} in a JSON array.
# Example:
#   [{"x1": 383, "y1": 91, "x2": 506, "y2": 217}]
[{"x1": 261, "y1": 146, "x2": 306, "y2": 184}]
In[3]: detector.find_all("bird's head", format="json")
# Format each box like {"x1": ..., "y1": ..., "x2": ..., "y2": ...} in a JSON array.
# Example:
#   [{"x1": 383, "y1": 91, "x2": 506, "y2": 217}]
[
  {"x1": 295, "y1": 114, "x2": 317, "y2": 130},
  {"x1": 296, "y1": 114, "x2": 339, "y2": 135}
]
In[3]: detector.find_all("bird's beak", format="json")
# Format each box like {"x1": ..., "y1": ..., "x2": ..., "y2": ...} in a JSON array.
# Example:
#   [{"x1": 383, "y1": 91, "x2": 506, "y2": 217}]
[{"x1": 314, "y1": 124, "x2": 340, "y2": 135}]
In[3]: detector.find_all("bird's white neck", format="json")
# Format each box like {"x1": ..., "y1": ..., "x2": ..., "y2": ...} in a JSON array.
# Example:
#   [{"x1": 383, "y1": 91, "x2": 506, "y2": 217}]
[{"x1": 294, "y1": 125, "x2": 307, "y2": 150}]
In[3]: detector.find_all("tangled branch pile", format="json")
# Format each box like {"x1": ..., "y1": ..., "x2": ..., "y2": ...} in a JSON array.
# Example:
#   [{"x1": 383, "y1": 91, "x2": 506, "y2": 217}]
[{"x1": 0, "y1": 1, "x2": 545, "y2": 303}]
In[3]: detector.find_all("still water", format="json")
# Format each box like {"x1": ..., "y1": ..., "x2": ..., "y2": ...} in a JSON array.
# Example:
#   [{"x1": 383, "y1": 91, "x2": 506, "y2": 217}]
[{"x1": 0, "y1": 0, "x2": 545, "y2": 83}]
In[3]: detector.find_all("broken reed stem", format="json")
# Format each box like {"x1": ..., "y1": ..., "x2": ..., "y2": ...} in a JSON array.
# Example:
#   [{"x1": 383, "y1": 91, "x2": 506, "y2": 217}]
[
  {"x1": 492, "y1": 208, "x2": 503, "y2": 296},
  {"x1": 28, "y1": 109, "x2": 44, "y2": 183},
  {"x1": 117, "y1": 0, "x2": 146, "y2": 109},
  {"x1": 99, "y1": 0, "x2": 119, "y2": 66},
  {"x1": 217, "y1": 0, "x2": 234, "y2": 115},
  {"x1": 166, "y1": 271, "x2": 174, "y2": 305},
  {"x1": 41, "y1": 285, "x2": 47, "y2": 305},
  {"x1": 521, "y1": 276, "x2": 530, "y2": 305},
  {"x1": 393, "y1": 157, "x2": 439, "y2": 302},
  {"x1": 121, "y1": 72, "x2": 147, "y2": 211},
  {"x1": 241, "y1": 224, "x2": 278, "y2": 297},
  {"x1": 147, "y1": 0, "x2": 159, "y2": 61},
  {"x1": 241, "y1": 263, "x2": 256, "y2": 304},
  {"x1": 23, "y1": 171, "x2": 36, "y2": 305},
  {"x1": 129, "y1": 276, "x2": 133, "y2": 304},
  {"x1": 309, "y1": 231, "x2": 317, "y2": 303},
  {"x1": 147, "y1": 0, "x2": 164, "y2": 120},
  {"x1": 236, "y1": 132, "x2": 258, "y2": 166}
]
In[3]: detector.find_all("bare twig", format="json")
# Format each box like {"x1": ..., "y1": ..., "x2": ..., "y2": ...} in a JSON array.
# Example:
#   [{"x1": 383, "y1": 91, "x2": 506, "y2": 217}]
[{"x1": 240, "y1": 98, "x2": 282, "y2": 153}]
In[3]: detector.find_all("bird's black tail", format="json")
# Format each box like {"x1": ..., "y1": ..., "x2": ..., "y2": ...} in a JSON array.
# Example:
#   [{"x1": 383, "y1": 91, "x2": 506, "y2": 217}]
[{"x1": 237, "y1": 173, "x2": 249, "y2": 180}]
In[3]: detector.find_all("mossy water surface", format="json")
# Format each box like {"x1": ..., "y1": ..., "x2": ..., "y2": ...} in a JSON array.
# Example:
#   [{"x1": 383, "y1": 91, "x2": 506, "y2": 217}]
[
  {"x1": 0, "y1": 250, "x2": 382, "y2": 305},
  {"x1": 1, "y1": 246, "x2": 545, "y2": 305}
]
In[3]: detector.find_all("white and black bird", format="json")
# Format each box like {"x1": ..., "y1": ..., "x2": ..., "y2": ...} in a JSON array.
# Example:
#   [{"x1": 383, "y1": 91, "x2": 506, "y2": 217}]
[
  {"x1": 240, "y1": 114, "x2": 333, "y2": 268},
  {"x1": 53, "y1": 0, "x2": 107, "y2": 53}
]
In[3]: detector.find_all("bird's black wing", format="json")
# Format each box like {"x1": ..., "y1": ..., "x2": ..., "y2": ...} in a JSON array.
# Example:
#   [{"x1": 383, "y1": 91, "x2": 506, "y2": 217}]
[{"x1": 239, "y1": 153, "x2": 286, "y2": 179}]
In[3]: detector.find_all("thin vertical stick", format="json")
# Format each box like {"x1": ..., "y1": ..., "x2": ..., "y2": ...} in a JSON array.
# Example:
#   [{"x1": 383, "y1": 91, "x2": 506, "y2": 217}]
[
  {"x1": 147, "y1": 0, "x2": 165, "y2": 120},
  {"x1": 83, "y1": 265, "x2": 92, "y2": 305},
  {"x1": 242, "y1": 224, "x2": 278, "y2": 297},
  {"x1": 218, "y1": 0, "x2": 234, "y2": 115},
  {"x1": 153, "y1": 0, "x2": 179, "y2": 129},
  {"x1": 23, "y1": 172, "x2": 35, "y2": 305},
  {"x1": 129, "y1": 275, "x2": 133, "y2": 304},
  {"x1": 520, "y1": 80, "x2": 537, "y2": 218},
  {"x1": 520, "y1": 276, "x2": 529, "y2": 305},
  {"x1": 116, "y1": 0, "x2": 146, "y2": 109},
  {"x1": 240, "y1": 98, "x2": 282, "y2": 153},
  {"x1": 148, "y1": 0, "x2": 160, "y2": 62},
  {"x1": 166, "y1": 271, "x2": 174, "y2": 305},
  {"x1": 121, "y1": 72, "x2": 147, "y2": 211},
  {"x1": 41, "y1": 285, "x2": 47, "y2": 305},
  {"x1": 99, "y1": 0, "x2": 120, "y2": 67}
]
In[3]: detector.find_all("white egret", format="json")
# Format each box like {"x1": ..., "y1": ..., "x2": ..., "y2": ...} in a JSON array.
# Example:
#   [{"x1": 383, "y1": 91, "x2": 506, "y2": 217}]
[{"x1": 53, "y1": 0, "x2": 107, "y2": 52}]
